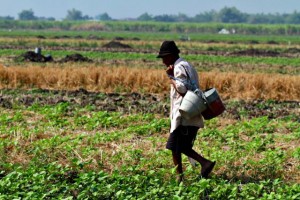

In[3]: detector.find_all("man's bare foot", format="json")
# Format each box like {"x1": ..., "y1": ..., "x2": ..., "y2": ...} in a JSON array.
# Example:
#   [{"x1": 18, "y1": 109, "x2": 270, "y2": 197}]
[
  {"x1": 176, "y1": 174, "x2": 183, "y2": 183},
  {"x1": 201, "y1": 161, "x2": 216, "y2": 178}
]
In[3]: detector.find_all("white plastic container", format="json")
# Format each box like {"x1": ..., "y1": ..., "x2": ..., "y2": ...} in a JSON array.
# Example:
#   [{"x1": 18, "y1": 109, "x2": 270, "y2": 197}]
[{"x1": 179, "y1": 90, "x2": 207, "y2": 119}]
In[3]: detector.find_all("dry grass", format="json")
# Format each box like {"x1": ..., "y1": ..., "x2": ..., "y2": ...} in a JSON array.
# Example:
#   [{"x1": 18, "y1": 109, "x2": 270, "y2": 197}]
[{"x1": 0, "y1": 64, "x2": 299, "y2": 101}]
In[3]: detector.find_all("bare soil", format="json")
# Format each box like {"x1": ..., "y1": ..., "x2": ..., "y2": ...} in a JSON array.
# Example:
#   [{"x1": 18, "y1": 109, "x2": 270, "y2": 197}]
[
  {"x1": 102, "y1": 41, "x2": 132, "y2": 49},
  {"x1": 18, "y1": 51, "x2": 53, "y2": 62},
  {"x1": 17, "y1": 52, "x2": 91, "y2": 63},
  {"x1": 0, "y1": 89, "x2": 299, "y2": 122},
  {"x1": 4, "y1": 45, "x2": 300, "y2": 64},
  {"x1": 59, "y1": 53, "x2": 92, "y2": 63},
  {"x1": 229, "y1": 49, "x2": 280, "y2": 57}
]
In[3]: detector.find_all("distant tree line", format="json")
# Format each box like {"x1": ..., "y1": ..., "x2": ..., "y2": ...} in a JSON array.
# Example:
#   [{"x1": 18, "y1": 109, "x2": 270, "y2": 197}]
[
  {"x1": 2, "y1": 7, "x2": 300, "y2": 24},
  {"x1": 137, "y1": 7, "x2": 300, "y2": 24},
  {"x1": 0, "y1": 9, "x2": 111, "y2": 21},
  {"x1": 2, "y1": 19, "x2": 300, "y2": 35}
]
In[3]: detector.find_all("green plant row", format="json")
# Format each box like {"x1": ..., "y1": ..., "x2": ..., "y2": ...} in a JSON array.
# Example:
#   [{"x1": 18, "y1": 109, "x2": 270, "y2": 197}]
[
  {"x1": 0, "y1": 102, "x2": 167, "y2": 133},
  {"x1": 1, "y1": 35, "x2": 300, "y2": 50},
  {"x1": 2, "y1": 29, "x2": 300, "y2": 44}
]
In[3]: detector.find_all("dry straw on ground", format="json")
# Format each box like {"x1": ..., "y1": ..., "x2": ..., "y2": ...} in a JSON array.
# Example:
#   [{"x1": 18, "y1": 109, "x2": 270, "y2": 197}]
[{"x1": 0, "y1": 64, "x2": 299, "y2": 101}]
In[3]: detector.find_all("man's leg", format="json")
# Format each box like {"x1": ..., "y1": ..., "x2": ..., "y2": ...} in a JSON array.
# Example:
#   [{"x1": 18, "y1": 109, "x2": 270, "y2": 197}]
[
  {"x1": 183, "y1": 149, "x2": 215, "y2": 178},
  {"x1": 183, "y1": 149, "x2": 209, "y2": 166},
  {"x1": 172, "y1": 151, "x2": 183, "y2": 182}
]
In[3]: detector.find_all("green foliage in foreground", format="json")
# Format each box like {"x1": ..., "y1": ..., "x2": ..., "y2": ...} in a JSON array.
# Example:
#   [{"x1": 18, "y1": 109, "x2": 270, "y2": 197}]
[
  {"x1": 0, "y1": 164, "x2": 299, "y2": 200},
  {"x1": 0, "y1": 102, "x2": 299, "y2": 199}
]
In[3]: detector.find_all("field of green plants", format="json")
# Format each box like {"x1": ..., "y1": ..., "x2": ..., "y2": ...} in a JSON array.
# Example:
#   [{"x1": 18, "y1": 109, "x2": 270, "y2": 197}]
[
  {"x1": 0, "y1": 22, "x2": 299, "y2": 199},
  {"x1": 0, "y1": 89, "x2": 299, "y2": 199}
]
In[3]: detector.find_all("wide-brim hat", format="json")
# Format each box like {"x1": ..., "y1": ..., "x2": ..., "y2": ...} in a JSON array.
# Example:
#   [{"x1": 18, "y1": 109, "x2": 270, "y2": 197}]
[{"x1": 157, "y1": 41, "x2": 180, "y2": 58}]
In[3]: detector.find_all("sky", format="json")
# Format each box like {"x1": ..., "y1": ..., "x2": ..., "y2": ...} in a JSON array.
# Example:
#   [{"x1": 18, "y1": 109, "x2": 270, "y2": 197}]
[{"x1": 0, "y1": 0, "x2": 300, "y2": 20}]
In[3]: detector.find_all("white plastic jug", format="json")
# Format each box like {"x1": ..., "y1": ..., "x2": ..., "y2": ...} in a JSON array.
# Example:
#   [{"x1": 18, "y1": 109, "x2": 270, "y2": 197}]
[{"x1": 179, "y1": 90, "x2": 207, "y2": 119}]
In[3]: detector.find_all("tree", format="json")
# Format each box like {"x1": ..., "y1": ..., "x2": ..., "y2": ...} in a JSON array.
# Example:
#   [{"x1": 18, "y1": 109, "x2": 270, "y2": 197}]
[
  {"x1": 247, "y1": 13, "x2": 270, "y2": 24},
  {"x1": 0, "y1": 16, "x2": 14, "y2": 20},
  {"x1": 177, "y1": 13, "x2": 190, "y2": 22},
  {"x1": 286, "y1": 11, "x2": 300, "y2": 24},
  {"x1": 18, "y1": 9, "x2": 37, "y2": 20},
  {"x1": 137, "y1": 13, "x2": 153, "y2": 21},
  {"x1": 217, "y1": 7, "x2": 247, "y2": 23},
  {"x1": 37, "y1": 16, "x2": 56, "y2": 21},
  {"x1": 95, "y1": 13, "x2": 112, "y2": 21},
  {"x1": 193, "y1": 10, "x2": 217, "y2": 22},
  {"x1": 65, "y1": 9, "x2": 91, "y2": 21},
  {"x1": 153, "y1": 14, "x2": 176, "y2": 22}
]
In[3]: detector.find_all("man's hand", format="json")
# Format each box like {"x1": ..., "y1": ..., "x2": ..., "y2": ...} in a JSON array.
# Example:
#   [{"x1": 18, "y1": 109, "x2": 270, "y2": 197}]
[{"x1": 166, "y1": 65, "x2": 174, "y2": 77}]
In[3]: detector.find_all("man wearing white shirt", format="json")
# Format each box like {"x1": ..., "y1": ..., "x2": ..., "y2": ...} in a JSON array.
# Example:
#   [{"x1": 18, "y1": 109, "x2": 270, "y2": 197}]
[{"x1": 157, "y1": 41, "x2": 215, "y2": 182}]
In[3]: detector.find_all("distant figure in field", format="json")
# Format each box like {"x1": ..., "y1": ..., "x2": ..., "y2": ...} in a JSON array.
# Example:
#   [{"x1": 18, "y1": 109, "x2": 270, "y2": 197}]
[{"x1": 157, "y1": 41, "x2": 215, "y2": 182}]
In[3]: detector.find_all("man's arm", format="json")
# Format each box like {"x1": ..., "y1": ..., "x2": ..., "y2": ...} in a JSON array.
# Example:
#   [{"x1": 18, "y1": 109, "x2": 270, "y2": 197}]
[{"x1": 166, "y1": 65, "x2": 188, "y2": 96}]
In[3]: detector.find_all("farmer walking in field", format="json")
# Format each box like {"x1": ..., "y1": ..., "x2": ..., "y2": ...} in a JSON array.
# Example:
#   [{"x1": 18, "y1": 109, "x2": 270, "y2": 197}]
[{"x1": 157, "y1": 41, "x2": 215, "y2": 182}]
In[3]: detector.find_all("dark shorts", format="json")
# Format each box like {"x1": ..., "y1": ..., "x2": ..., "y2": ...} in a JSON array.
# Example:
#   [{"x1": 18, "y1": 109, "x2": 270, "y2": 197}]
[{"x1": 166, "y1": 126, "x2": 199, "y2": 153}]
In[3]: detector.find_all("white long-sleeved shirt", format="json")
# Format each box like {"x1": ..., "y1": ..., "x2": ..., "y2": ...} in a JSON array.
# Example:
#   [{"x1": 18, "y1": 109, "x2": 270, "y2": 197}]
[{"x1": 170, "y1": 57, "x2": 204, "y2": 133}]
